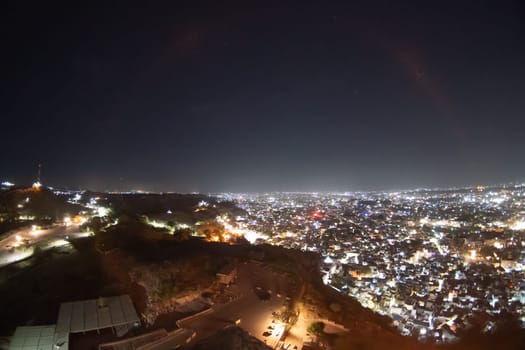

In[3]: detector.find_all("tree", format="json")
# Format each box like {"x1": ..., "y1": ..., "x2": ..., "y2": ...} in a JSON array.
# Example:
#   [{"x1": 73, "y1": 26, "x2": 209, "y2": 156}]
[
  {"x1": 89, "y1": 217, "x2": 104, "y2": 234},
  {"x1": 276, "y1": 308, "x2": 297, "y2": 324},
  {"x1": 307, "y1": 321, "x2": 325, "y2": 337},
  {"x1": 197, "y1": 221, "x2": 226, "y2": 241},
  {"x1": 173, "y1": 228, "x2": 192, "y2": 241}
]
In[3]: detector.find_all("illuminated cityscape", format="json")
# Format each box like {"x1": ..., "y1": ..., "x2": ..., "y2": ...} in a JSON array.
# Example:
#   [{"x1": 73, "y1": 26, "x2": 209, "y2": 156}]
[
  {"x1": 2, "y1": 181, "x2": 525, "y2": 349},
  {"x1": 213, "y1": 184, "x2": 525, "y2": 342}
]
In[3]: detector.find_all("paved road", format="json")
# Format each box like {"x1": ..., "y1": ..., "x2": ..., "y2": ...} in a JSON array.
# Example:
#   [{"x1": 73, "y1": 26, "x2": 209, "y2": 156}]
[
  {"x1": 180, "y1": 261, "x2": 295, "y2": 348},
  {"x1": 180, "y1": 288, "x2": 286, "y2": 348},
  {"x1": 0, "y1": 224, "x2": 87, "y2": 267}
]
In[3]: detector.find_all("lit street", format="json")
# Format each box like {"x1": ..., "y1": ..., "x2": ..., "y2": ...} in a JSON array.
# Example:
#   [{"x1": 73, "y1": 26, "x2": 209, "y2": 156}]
[
  {"x1": 179, "y1": 261, "x2": 301, "y2": 349},
  {"x1": 0, "y1": 224, "x2": 90, "y2": 268}
]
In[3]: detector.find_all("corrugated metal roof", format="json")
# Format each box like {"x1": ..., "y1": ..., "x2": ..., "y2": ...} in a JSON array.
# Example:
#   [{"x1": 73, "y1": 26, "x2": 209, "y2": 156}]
[
  {"x1": 56, "y1": 295, "x2": 140, "y2": 334},
  {"x1": 9, "y1": 325, "x2": 68, "y2": 350}
]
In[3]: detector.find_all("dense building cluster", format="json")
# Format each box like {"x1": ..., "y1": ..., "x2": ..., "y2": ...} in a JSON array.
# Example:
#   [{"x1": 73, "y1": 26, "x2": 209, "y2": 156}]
[{"x1": 217, "y1": 184, "x2": 525, "y2": 342}]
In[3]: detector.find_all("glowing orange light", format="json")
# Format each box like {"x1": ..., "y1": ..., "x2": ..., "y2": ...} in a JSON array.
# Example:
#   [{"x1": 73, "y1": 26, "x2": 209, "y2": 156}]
[{"x1": 312, "y1": 211, "x2": 323, "y2": 218}]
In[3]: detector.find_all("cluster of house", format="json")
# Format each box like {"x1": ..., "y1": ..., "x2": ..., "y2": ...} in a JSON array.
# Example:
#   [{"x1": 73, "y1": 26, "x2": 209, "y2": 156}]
[{"x1": 227, "y1": 185, "x2": 525, "y2": 342}]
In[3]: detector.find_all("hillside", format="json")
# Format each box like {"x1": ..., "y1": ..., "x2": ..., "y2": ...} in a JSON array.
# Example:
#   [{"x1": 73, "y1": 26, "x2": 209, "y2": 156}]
[{"x1": 0, "y1": 187, "x2": 82, "y2": 230}]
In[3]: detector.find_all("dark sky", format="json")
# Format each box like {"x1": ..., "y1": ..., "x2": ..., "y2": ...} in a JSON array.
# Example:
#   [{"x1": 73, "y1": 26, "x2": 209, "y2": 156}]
[{"x1": 2, "y1": 1, "x2": 525, "y2": 192}]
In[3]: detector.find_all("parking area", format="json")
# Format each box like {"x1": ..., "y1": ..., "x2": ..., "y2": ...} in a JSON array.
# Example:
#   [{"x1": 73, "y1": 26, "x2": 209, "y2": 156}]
[{"x1": 180, "y1": 260, "x2": 302, "y2": 348}]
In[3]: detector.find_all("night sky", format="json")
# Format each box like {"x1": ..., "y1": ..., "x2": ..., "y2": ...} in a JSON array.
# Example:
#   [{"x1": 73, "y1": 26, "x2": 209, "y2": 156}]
[{"x1": 2, "y1": 1, "x2": 525, "y2": 192}]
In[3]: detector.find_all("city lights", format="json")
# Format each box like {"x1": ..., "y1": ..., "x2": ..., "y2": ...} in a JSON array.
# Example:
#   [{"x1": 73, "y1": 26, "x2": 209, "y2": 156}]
[{"x1": 218, "y1": 183, "x2": 525, "y2": 341}]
